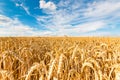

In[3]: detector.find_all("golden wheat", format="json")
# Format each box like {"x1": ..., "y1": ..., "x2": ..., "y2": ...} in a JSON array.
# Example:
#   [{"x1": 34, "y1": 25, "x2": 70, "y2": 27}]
[{"x1": 0, "y1": 37, "x2": 120, "y2": 80}]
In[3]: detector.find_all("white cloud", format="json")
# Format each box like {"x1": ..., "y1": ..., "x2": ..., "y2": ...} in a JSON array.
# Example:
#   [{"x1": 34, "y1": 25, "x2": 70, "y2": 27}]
[
  {"x1": 53, "y1": 21, "x2": 106, "y2": 35},
  {"x1": 8, "y1": 0, "x2": 120, "y2": 36},
  {"x1": 35, "y1": 0, "x2": 120, "y2": 36},
  {"x1": 36, "y1": 1, "x2": 107, "y2": 35},
  {"x1": 0, "y1": 14, "x2": 52, "y2": 36},
  {"x1": 84, "y1": 1, "x2": 120, "y2": 17},
  {"x1": 73, "y1": 21, "x2": 106, "y2": 33},
  {"x1": 0, "y1": 14, "x2": 116, "y2": 36},
  {"x1": 39, "y1": 0, "x2": 57, "y2": 11}
]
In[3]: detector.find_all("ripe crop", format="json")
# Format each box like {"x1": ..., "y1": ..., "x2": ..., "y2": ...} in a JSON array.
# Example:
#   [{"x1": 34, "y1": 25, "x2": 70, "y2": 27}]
[{"x1": 0, "y1": 37, "x2": 120, "y2": 80}]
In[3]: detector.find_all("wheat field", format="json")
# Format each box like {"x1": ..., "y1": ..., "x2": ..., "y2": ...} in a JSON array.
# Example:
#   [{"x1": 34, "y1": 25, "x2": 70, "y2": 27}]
[{"x1": 0, "y1": 37, "x2": 120, "y2": 80}]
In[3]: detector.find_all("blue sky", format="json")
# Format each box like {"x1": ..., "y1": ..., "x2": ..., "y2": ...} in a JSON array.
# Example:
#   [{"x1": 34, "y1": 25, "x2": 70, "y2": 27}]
[{"x1": 0, "y1": 0, "x2": 120, "y2": 36}]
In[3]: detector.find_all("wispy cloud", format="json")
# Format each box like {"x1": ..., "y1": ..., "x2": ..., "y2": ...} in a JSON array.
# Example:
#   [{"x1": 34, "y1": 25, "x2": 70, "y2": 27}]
[
  {"x1": 84, "y1": 1, "x2": 120, "y2": 18},
  {"x1": 0, "y1": 14, "x2": 52, "y2": 36},
  {"x1": 15, "y1": 3, "x2": 30, "y2": 15},
  {"x1": 36, "y1": 0, "x2": 120, "y2": 36},
  {"x1": 50, "y1": 21, "x2": 107, "y2": 36}
]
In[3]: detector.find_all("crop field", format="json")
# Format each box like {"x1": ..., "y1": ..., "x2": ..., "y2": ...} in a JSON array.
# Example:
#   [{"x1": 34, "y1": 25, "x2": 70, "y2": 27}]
[{"x1": 0, "y1": 37, "x2": 120, "y2": 80}]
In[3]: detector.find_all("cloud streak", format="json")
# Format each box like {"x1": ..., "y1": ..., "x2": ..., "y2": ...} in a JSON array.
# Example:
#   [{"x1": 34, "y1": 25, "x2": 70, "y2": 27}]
[{"x1": 15, "y1": 3, "x2": 30, "y2": 15}]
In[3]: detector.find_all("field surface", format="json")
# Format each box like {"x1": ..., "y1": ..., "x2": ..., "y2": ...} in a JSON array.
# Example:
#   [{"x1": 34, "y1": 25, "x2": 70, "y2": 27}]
[{"x1": 0, "y1": 37, "x2": 120, "y2": 80}]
